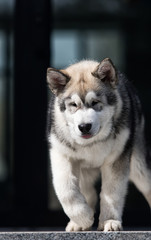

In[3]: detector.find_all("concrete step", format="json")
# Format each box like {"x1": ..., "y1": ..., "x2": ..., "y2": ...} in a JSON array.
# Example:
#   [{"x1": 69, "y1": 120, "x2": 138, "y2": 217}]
[{"x1": 0, "y1": 231, "x2": 151, "y2": 240}]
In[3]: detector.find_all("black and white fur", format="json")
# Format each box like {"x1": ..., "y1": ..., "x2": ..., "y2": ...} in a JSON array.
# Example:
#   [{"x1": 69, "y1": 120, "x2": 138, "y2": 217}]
[{"x1": 47, "y1": 58, "x2": 151, "y2": 231}]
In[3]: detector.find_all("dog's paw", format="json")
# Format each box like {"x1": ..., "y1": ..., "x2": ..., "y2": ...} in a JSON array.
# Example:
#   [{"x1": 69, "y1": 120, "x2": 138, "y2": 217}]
[
  {"x1": 98, "y1": 220, "x2": 122, "y2": 232},
  {"x1": 66, "y1": 220, "x2": 91, "y2": 232}
]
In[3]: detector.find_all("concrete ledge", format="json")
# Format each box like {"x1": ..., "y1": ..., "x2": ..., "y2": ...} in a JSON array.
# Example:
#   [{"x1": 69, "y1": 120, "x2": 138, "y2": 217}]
[{"x1": 0, "y1": 231, "x2": 151, "y2": 240}]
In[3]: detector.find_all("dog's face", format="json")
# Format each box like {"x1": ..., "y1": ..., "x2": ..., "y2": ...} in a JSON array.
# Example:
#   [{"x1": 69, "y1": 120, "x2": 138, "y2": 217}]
[{"x1": 47, "y1": 58, "x2": 119, "y2": 145}]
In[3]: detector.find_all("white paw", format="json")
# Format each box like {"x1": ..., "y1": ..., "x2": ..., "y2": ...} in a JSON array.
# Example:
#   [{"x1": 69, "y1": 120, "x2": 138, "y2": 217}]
[
  {"x1": 98, "y1": 220, "x2": 122, "y2": 232},
  {"x1": 66, "y1": 220, "x2": 91, "y2": 232}
]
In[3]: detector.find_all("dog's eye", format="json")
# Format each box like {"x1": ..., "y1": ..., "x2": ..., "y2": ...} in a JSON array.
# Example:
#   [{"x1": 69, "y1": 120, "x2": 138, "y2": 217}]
[
  {"x1": 91, "y1": 100, "x2": 102, "y2": 111},
  {"x1": 70, "y1": 102, "x2": 77, "y2": 108},
  {"x1": 91, "y1": 101, "x2": 98, "y2": 107}
]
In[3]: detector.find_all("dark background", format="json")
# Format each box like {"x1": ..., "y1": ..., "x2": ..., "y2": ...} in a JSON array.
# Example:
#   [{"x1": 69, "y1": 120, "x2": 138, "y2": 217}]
[{"x1": 0, "y1": 0, "x2": 151, "y2": 230}]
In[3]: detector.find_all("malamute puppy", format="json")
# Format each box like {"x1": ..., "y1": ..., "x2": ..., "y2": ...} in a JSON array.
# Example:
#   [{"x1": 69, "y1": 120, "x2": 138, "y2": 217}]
[{"x1": 47, "y1": 58, "x2": 151, "y2": 231}]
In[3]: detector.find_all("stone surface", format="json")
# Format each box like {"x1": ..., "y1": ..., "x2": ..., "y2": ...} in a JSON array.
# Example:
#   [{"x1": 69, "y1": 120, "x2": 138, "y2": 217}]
[{"x1": 0, "y1": 231, "x2": 151, "y2": 240}]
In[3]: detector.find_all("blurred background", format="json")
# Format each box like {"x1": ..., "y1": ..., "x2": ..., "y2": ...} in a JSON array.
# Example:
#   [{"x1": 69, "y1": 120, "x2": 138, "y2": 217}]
[{"x1": 0, "y1": 0, "x2": 151, "y2": 230}]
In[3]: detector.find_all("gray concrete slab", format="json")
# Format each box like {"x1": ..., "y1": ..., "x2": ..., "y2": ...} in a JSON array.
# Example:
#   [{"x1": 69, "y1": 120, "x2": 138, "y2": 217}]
[{"x1": 0, "y1": 231, "x2": 151, "y2": 240}]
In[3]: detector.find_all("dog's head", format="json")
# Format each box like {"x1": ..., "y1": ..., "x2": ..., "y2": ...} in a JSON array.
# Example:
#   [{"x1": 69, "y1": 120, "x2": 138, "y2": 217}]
[{"x1": 47, "y1": 58, "x2": 119, "y2": 145}]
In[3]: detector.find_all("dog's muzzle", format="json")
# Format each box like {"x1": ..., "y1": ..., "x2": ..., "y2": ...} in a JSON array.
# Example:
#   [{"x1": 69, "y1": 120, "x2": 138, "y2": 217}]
[{"x1": 78, "y1": 123, "x2": 93, "y2": 139}]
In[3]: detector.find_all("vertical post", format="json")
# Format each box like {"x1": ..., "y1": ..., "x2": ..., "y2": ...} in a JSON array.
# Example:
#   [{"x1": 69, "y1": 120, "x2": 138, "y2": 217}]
[{"x1": 14, "y1": 0, "x2": 50, "y2": 213}]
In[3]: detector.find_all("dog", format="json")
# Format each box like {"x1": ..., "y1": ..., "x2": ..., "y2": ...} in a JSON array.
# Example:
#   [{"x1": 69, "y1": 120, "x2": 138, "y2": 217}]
[{"x1": 46, "y1": 58, "x2": 151, "y2": 232}]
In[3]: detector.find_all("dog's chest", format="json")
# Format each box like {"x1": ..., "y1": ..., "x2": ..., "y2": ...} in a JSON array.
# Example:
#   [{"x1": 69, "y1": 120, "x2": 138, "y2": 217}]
[
  {"x1": 74, "y1": 140, "x2": 114, "y2": 168},
  {"x1": 72, "y1": 128, "x2": 130, "y2": 168},
  {"x1": 50, "y1": 128, "x2": 129, "y2": 169}
]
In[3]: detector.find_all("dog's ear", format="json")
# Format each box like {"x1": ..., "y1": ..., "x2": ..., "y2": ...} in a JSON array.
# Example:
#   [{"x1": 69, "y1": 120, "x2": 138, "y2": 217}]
[
  {"x1": 47, "y1": 68, "x2": 70, "y2": 95},
  {"x1": 92, "y1": 58, "x2": 118, "y2": 87}
]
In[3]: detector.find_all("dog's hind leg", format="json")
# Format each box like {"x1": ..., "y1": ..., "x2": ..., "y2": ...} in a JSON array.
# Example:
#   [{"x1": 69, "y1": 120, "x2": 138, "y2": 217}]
[{"x1": 130, "y1": 149, "x2": 151, "y2": 208}]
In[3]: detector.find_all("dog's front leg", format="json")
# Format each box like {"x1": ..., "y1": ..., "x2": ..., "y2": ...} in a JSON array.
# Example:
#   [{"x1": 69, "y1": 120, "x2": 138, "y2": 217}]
[
  {"x1": 98, "y1": 159, "x2": 129, "y2": 232},
  {"x1": 50, "y1": 149, "x2": 94, "y2": 231}
]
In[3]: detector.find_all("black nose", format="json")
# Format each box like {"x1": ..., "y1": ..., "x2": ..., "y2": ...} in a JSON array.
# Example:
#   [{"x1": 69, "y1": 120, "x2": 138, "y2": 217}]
[{"x1": 78, "y1": 123, "x2": 92, "y2": 134}]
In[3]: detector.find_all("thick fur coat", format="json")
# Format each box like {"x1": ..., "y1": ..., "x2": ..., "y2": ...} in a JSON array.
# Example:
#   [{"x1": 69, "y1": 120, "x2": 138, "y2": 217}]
[{"x1": 47, "y1": 58, "x2": 151, "y2": 231}]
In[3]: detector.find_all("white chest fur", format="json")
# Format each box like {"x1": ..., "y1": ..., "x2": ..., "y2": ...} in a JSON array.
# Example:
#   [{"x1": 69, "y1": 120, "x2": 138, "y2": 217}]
[{"x1": 50, "y1": 128, "x2": 130, "y2": 169}]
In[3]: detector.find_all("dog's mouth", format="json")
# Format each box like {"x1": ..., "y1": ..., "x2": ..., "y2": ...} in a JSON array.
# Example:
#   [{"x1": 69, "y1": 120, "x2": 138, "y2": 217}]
[{"x1": 81, "y1": 134, "x2": 93, "y2": 139}]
